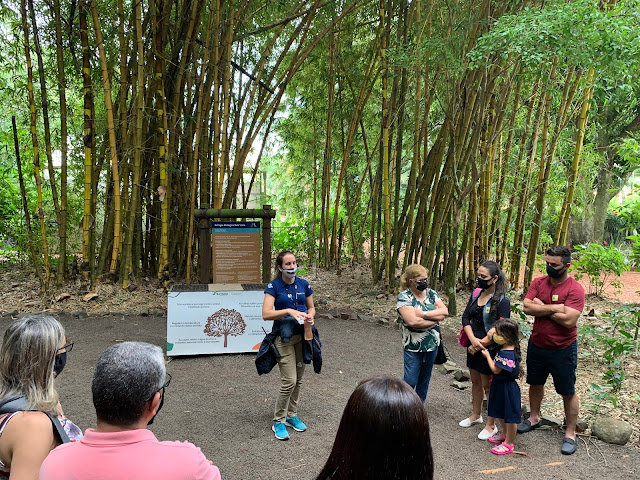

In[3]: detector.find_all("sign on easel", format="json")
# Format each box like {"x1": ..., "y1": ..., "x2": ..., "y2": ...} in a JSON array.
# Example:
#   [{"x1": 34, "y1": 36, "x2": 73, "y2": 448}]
[
  {"x1": 211, "y1": 221, "x2": 261, "y2": 283},
  {"x1": 167, "y1": 284, "x2": 265, "y2": 356}
]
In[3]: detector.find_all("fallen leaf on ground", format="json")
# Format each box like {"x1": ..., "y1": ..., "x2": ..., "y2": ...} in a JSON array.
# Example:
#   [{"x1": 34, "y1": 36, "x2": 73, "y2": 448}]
[{"x1": 55, "y1": 293, "x2": 71, "y2": 302}]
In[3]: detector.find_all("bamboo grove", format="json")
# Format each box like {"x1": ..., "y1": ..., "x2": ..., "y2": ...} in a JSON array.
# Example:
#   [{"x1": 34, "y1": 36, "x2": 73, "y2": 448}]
[{"x1": 3, "y1": 0, "x2": 640, "y2": 300}]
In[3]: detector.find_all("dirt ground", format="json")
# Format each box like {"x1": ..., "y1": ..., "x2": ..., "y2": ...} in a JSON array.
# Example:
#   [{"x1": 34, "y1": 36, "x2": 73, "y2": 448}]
[
  {"x1": 0, "y1": 264, "x2": 639, "y2": 479},
  {"x1": 0, "y1": 312, "x2": 637, "y2": 480}
]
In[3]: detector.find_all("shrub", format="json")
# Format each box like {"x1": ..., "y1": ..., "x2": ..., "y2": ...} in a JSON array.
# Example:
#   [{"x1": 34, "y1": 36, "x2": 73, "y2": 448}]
[
  {"x1": 573, "y1": 243, "x2": 629, "y2": 297},
  {"x1": 628, "y1": 234, "x2": 640, "y2": 267},
  {"x1": 272, "y1": 216, "x2": 310, "y2": 264}
]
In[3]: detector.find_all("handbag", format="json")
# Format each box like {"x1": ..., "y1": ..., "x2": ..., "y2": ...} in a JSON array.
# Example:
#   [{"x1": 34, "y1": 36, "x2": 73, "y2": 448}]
[
  {"x1": 457, "y1": 327, "x2": 470, "y2": 347},
  {"x1": 434, "y1": 339, "x2": 447, "y2": 364}
]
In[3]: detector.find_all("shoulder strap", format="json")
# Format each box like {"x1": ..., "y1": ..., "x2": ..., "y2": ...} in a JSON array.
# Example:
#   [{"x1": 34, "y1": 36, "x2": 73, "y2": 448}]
[
  {"x1": 472, "y1": 287, "x2": 482, "y2": 300},
  {"x1": 45, "y1": 413, "x2": 70, "y2": 444},
  {"x1": 0, "y1": 395, "x2": 70, "y2": 444}
]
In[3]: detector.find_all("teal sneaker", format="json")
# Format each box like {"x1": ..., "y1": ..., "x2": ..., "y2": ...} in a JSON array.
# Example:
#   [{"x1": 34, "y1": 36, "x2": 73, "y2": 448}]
[
  {"x1": 272, "y1": 422, "x2": 289, "y2": 440},
  {"x1": 285, "y1": 416, "x2": 307, "y2": 432}
]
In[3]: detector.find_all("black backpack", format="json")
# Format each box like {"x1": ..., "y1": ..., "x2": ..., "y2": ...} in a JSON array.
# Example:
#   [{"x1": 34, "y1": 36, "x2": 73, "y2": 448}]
[{"x1": 0, "y1": 395, "x2": 70, "y2": 444}]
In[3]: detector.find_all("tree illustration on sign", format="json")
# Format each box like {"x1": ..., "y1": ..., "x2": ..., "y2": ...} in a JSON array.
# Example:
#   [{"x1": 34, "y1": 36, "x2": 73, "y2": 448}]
[{"x1": 204, "y1": 308, "x2": 246, "y2": 347}]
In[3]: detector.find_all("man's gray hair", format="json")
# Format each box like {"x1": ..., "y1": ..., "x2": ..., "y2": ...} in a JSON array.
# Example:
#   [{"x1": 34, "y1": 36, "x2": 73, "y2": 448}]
[{"x1": 92, "y1": 341, "x2": 166, "y2": 426}]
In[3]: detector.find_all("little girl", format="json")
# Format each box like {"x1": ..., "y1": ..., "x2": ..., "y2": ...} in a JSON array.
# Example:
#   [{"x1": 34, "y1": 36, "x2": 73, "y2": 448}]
[{"x1": 481, "y1": 318, "x2": 522, "y2": 455}]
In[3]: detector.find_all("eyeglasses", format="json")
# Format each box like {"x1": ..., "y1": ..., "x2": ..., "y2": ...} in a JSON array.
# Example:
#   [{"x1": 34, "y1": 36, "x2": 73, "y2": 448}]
[
  {"x1": 163, "y1": 372, "x2": 172, "y2": 389},
  {"x1": 148, "y1": 373, "x2": 171, "y2": 402},
  {"x1": 57, "y1": 342, "x2": 74, "y2": 353}
]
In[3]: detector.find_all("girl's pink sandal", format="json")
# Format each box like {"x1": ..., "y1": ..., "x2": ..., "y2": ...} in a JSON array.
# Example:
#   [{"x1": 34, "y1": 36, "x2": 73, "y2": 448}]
[
  {"x1": 488, "y1": 433, "x2": 506, "y2": 444},
  {"x1": 491, "y1": 442, "x2": 514, "y2": 455}
]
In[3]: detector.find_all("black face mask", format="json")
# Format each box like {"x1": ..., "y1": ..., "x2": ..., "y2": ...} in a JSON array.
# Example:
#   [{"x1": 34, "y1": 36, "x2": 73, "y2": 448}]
[
  {"x1": 415, "y1": 280, "x2": 429, "y2": 291},
  {"x1": 477, "y1": 278, "x2": 493, "y2": 290},
  {"x1": 147, "y1": 388, "x2": 165, "y2": 426},
  {"x1": 546, "y1": 264, "x2": 566, "y2": 279},
  {"x1": 54, "y1": 352, "x2": 67, "y2": 376}
]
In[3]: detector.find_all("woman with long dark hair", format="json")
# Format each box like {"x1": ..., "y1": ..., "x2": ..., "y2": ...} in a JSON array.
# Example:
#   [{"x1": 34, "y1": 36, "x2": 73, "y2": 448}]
[
  {"x1": 262, "y1": 251, "x2": 315, "y2": 441},
  {"x1": 458, "y1": 260, "x2": 511, "y2": 440},
  {"x1": 316, "y1": 376, "x2": 434, "y2": 480}
]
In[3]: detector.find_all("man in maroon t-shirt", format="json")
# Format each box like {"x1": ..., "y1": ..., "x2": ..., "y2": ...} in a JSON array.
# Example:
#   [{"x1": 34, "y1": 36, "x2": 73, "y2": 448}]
[{"x1": 517, "y1": 246, "x2": 585, "y2": 455}]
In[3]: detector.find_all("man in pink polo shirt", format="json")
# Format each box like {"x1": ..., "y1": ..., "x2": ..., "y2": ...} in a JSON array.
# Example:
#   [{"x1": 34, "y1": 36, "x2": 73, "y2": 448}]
[
  {"x1": 39, "y1": 342, "x2": 221, "y2": 480},
  {"x1": 517, "y1": 246, "x2": 585, "y2": 455}
]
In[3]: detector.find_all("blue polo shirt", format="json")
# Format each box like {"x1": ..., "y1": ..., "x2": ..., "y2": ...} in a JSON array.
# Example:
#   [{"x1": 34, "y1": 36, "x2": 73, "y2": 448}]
[{"x1": 264, "y1": 276, "x2": 313, "y2": 341}]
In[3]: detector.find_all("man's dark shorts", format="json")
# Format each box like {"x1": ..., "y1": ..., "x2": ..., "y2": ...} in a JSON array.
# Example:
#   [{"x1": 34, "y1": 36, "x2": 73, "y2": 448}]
[{"x1": 526, "y1": 340, "x2": 577, "y2": 396}]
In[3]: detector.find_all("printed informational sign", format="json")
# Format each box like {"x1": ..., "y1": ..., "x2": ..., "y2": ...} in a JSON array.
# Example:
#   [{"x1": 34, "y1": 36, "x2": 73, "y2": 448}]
[
  {"x1": 167, "y1": 285, "x2": 265, "y2": 356},
  {"x1": 211, "y1": 221, "x2": 261, "y2": 283}
]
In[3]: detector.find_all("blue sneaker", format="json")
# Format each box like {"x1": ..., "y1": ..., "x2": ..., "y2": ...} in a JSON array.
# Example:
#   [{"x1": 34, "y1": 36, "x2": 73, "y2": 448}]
[
  {"x1": 285, "y1": 416, "x2": 307, "y2": 432},
  {"x1": 272, "y1": 422, "x2": 289, "y2": 440}
]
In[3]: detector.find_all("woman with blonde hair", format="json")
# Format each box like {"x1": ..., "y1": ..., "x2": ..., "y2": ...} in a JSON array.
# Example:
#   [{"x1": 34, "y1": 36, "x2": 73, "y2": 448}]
[
  {"x1": 0, "y1": 314, "x2": 79, "y2": 479},
  {"x1": 396, "y1": 264, "x2": 448, "y2": 402}
]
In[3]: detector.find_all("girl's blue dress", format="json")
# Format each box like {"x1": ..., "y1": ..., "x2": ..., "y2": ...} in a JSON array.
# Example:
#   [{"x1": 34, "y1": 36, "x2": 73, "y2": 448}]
[{"x1": 488, "y1": 349, "x2": 521, "y2": 424}]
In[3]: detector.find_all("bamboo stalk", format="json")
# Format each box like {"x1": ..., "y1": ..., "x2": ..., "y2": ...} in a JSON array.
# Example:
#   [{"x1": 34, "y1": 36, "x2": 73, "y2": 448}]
[
  {"x1": 90, "y1": 0, "x2": 122, "y2": 275},
  {"x1": 20, "y1": 0, "x2": 49, "y2": 285}
]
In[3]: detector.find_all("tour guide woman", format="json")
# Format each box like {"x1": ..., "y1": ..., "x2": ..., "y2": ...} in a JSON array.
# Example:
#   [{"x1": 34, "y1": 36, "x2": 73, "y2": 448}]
[
  {"x1": 397, "y1": 264, "x2": 448, "y2": 403},
  {"x1": 262, "y1": 251, "x2": 315, "y2": 441}
]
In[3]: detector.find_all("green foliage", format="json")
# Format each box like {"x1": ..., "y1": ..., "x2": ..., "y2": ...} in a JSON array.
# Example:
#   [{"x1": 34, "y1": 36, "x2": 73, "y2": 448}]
[
  {"x1": 509, "y1": 301, "x2": 532, "y2": 338},
  {"x1": 609, "y1": 187, "x2": 640, "y2": 240},
  {"x1": 604, "y1": 211, "x2": 630, "y2": 245},
  {"x1": 627, "y1": 234, "x2": 640, "y2": 266},
  {"x1": 573, "y1": 243, "x2": 629, "y2": 296},
  {"x1": 271, "y1": 216, "x2": 310, "y2": 265},
  {"x1": 469, "y1": 0, "x2": 640, "y2": 77},
  {"x1": 580, "y1": 306, "x2": 640, "y2": 409}
]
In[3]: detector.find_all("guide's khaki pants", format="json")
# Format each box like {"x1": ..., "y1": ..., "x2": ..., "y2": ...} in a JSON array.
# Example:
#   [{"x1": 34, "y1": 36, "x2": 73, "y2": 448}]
[{"x1": 273, "y1": 334, "x2": 305, "y2": 422}]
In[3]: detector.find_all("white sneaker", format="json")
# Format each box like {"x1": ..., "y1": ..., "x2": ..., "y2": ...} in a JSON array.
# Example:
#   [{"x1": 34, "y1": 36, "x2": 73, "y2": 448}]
[
  {"x1": 459, "y1": 416, "x2": 483, "y2": 427},
  {"x1": 478, "y1": 426, "x2": 498, "y2": 440}
]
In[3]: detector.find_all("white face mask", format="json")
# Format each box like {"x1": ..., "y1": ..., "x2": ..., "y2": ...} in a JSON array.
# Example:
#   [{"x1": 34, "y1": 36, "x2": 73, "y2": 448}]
[{"x1": 282, "y1": 267, "x2": 297, "y2": 277}]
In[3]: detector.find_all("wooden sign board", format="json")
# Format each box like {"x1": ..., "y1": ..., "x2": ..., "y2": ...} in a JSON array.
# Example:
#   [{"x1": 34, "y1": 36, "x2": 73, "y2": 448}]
[{"x1": 211, "y1": 221, "x2": 261, "y2": 284}]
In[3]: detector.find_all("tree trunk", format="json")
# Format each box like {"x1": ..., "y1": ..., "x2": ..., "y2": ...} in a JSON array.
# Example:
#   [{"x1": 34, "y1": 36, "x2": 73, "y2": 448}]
[
  {"x1": 80, "y1": 0, "x2": 97, "y2": 285},
  {"x1": 90, "y1": 0, "x2": 122, "y2": 275},
  {"x1": 52, "y1": 0, "x2": 69, "y2": 282},
  {"x1": 13, "y1": 116, "x2": 43, "y2": 288},
  {"x1": 120, "y1": 0, "x2": 146, "y2": 287},
  {"x1": 20, "y1": 0, "x2": 50, "y2": 285},
  {"x1": 555, "y1": 68, "x2": 595, "y2": 246}
]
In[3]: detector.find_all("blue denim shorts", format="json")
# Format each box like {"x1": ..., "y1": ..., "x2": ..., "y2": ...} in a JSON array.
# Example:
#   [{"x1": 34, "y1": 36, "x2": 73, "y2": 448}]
[{"x1": 526, "y1": 340, "x2": 577, "y2": 396}]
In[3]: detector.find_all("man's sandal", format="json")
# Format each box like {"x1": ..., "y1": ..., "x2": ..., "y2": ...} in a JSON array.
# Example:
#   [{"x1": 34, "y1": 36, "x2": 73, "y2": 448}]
[
  {"x1": 491, "y1": 442, "x2": 514, "y2": 455},
  {"x1": 516, "y1": 418, "x2": 541, "y2": 434},
  {"x1": 561, "y1": 437, "x2": 577, "y2": 455}
]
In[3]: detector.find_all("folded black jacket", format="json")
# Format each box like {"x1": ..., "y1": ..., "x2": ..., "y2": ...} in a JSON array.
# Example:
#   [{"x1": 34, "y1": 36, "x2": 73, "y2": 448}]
[{"x1": 255, "y1": 326, "x2": 322, "y2": 375}]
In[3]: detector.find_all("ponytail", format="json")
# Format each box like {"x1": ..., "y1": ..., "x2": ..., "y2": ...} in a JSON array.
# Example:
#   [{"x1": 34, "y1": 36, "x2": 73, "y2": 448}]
[{"x1": 480, "y1": 260, "x2": 507, "y2": 317}]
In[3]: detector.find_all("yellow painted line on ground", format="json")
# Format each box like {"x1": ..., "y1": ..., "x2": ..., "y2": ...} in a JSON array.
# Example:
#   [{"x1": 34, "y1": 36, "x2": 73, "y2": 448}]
[
  {"x1": 477, "y1": 461, "x2": 564, "y2": 475},
  {"x1": 477, "y1": 466, "x2": 517, "y2": 474}
]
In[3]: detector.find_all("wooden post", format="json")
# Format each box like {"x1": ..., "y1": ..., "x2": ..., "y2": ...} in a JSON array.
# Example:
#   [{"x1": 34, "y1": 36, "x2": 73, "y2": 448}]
[
  {"x1": 262, "y1": 204, "x2": 272, "y2": 283},
  {"x1": 199, "y1": 204, "x2": 212, "y2": 284}
]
